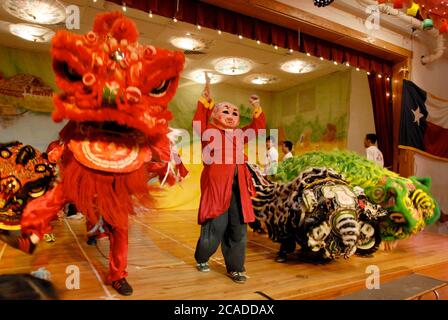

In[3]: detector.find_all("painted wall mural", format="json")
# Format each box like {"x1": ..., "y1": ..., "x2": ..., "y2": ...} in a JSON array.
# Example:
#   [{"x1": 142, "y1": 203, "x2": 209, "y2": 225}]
[
  {"x1": 271, "y1": 70, "x2": 351, "y2": 155},
  {"x1": 0, "y1": 46, "x2": 63, "y2": 150}
]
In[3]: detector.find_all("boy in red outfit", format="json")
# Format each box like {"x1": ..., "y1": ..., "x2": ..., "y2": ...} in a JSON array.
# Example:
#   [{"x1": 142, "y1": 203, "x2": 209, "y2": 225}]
[{"x1": 193, "y1": 73, "x2": 266, "y2": 283}]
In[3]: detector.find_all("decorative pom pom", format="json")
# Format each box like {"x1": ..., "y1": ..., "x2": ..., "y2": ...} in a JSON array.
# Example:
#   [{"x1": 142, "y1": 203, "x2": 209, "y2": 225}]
[
  {"x1": 92, "y1": 11, "x2": 138, "y2": 43},
  {"x1": 93, "y1": 11, "x2": 123, "y2": 36},
  {"x1": 111, "y1": 16, "x2": 139, "y2": 43}
]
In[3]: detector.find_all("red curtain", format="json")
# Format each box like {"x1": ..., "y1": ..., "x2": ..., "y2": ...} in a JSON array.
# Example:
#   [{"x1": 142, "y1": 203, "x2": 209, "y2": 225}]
[
  {"x1": 108, "y1": 0, "x2": 393, "y2": 76},
  {"x1": 368, "y1": 73, "x2": 393, "y2": 168}
]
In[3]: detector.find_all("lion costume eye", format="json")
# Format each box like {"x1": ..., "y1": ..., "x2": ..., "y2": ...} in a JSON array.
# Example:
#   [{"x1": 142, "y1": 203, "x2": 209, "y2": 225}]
[
  {"x1": 54, "y1": 60, "x2": 82, "y2": 82},
  {"x1": 149, "y1": 79, "x2": 171, "y2": 97},
  {"x1": 0, "y1": 149, "x2": 11, "y2": 159},
  {"x1": 29, "y1": 186, "x2": 46, "y2": 198},
  {"x1": 389, "y1": 212, "x2": 406, "y2": 223}
]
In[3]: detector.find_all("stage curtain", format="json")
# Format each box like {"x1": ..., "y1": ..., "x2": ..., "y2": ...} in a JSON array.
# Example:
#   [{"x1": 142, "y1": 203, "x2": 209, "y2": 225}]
[
  {"x1": 368, "y1": 73, "x2": 394, "y2": 168},
  {"x1": 107, "y1": 0, "x2": 393, "y2": 76}
]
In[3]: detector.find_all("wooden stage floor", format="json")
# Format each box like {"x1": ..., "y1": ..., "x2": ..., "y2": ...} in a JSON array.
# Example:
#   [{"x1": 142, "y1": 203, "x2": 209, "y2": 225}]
[{"x1": 0, "y1": 209, "x2": 447, "y2": 300}]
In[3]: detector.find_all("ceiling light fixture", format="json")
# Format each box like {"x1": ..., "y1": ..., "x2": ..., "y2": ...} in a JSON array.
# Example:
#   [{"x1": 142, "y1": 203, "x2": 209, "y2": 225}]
[
  {"x1": 170, "y1": 37, "x2": 205, "y2": 51},
  {"x1": 191, "y1": 71, "x2": 222, "y2": 84},
  {"x1": 214, "y1": 57, "x2": 252, "y2": 75},
  {"x1": 248, "y1": 74, "x2": 278, "y2": 85},
  {"x1": 2, "y1": 0, "x2": 66, "y2": 25},
  {"x1": 281, "y1": 59, "x2": 316, "y2": 74},
  {"x1": 9, "y1": 23, "x2": 55, "y2": 42}
]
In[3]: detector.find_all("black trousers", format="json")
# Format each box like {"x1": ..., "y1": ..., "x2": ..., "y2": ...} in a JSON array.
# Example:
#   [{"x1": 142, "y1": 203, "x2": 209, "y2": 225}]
[
  {"x1": 194, "y1": 173, "x2": 247, "y2": 273},
  {"x1": 278, "y1": 236, "x2": 296, "y2": 256}
]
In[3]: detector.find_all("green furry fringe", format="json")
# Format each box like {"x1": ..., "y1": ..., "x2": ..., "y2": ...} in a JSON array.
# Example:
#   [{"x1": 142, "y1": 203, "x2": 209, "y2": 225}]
[{"x1": 276, "y1": 151, "x2": 397, "y2": 189}]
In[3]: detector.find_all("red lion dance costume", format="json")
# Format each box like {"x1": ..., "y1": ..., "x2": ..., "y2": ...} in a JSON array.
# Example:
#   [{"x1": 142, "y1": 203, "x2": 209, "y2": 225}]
[{"x1": 6, "y1": 12, "x2": 185, "y2": 296}]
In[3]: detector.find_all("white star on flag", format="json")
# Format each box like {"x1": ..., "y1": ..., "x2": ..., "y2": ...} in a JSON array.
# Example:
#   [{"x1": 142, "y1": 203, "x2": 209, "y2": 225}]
[{"x1": 412, "y1": 107, "x2": 424, "y2": 126}]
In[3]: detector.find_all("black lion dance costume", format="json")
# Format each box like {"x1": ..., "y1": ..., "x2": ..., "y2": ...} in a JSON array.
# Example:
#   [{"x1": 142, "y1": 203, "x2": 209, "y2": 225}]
[
  {"x1": 248, "y1": 150, "x2": 440, "y2": 262},
  {"x1": 248, "y1": 165, "x2": 387, "y2": 261}
]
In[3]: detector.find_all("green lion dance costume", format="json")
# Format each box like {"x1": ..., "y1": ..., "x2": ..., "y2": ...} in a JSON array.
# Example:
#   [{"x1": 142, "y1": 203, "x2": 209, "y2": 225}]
[{"x1": 275, "y1": 151, "x2": 440, "y2": 241}]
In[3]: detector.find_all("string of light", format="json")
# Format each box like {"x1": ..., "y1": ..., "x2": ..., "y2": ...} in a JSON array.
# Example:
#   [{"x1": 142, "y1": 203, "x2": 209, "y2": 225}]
[{"x1": 118, "y1": 0, "x2": 391, "y2": 95}]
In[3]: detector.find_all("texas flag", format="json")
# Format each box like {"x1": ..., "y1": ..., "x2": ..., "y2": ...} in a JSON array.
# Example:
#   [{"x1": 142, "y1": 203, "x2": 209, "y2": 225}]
[{"x1": 399, "y1": 80, "x2": 448, "y2": 159}]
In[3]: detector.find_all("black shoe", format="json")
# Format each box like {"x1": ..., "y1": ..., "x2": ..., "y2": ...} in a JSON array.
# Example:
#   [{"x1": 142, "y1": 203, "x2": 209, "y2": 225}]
[
  {"x1": 112, "y1": 278, "x2": 133, "y2": 296},
  {"x1": 0, "y1": 231, "x2": 36, "y2": 254},
  {"x1": 275, "y1": 253, "x2": 287, "y2": 263},
  {"x1": 227, "y1": 271, "x2": 247, "y2": 284},
  {"x1": 86, "y1": 236, "x2": 97, "y2": 246}
]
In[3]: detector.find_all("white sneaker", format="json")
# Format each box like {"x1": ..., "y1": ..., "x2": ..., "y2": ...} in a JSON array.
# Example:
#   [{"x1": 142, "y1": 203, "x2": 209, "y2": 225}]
[{"x1": 196, "y1": 262, "x2": 210, "y2": 272}]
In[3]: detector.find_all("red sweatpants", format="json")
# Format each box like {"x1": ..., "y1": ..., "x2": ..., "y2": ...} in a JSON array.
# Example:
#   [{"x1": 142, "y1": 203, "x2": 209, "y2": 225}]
[
  {"x1": 21, "y1": 184, "x2": 129, "y2": 282},
  {"x1": 105, "y1": 224, "x2": 129, "y2": 282}
]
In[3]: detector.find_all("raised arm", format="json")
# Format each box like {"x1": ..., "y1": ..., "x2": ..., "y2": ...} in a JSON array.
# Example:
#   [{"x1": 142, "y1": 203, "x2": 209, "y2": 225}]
[
  {"x1": 193, "y1": 72, "x2": 215, "y2": 136},
  {"x1": 243, "y1": 94, "x2": 266, "y2": 133}
]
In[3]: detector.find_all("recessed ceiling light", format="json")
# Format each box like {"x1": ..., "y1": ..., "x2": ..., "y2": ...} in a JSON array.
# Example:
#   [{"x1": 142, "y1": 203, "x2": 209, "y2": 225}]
[
  {"x1": 2, "y1": 0, "x2": 66, "y2": 25},
  {"x1": 281, "y1": 60, "x2": 316, "y2": 74},
  {"x1": 191, "y1": 71, "x2": 222, "y2": 84},
  {"x1": 214, "y1": 57, "x2": 252, "y2": 75},
  {"x1": 247, "y1": 74, "x2": 278, "y2": 85},
  {"x1": 170, "y1": 37, "x2": 205, "y2": 51},
  {"x1": 9, "y1": 23, "x2": 55, "y2": 42}
]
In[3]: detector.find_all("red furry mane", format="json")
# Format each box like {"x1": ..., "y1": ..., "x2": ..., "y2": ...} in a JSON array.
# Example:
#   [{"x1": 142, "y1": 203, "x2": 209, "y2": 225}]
[{"x1": 93, "y1": 11, "x2": 139, "y2": 43}]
